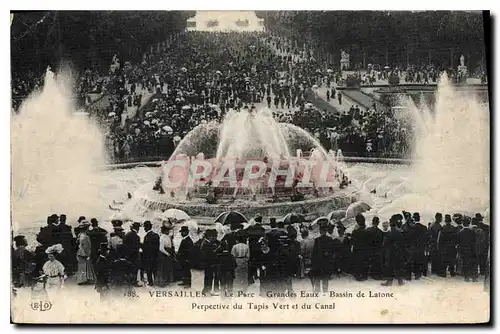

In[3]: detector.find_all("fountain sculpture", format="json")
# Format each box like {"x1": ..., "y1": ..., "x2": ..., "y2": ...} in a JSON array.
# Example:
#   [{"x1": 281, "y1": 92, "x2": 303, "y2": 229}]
[{"x1": 130, "y1": 108, "x2": 359, "y2": 218}]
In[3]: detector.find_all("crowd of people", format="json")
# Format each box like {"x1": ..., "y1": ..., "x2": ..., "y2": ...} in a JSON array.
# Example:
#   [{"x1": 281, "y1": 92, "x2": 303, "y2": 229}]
[
  {"x1": 12, "y1": 209, "x2": 490, "y2": 300},
  {"x1": 12, "y1": 31, "x2": 484, "y2": 162}
]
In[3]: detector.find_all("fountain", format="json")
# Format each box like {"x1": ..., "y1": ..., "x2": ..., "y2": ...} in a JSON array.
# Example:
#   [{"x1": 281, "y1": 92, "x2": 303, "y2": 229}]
[
  {"x1": 130, "y1": 107, "x2": 360, "y2": 218},
  {"x1": 374, "y1": 73, "x2": 489, "y2": 220},
  {"x1": 11, "y1": 68, "x2": 107, "y2": 232}
]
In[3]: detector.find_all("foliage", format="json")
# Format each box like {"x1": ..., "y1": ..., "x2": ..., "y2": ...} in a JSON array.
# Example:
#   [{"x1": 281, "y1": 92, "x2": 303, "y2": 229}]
[{"x1": 11, "y1": 11, "x2": 195, "y2": 73}]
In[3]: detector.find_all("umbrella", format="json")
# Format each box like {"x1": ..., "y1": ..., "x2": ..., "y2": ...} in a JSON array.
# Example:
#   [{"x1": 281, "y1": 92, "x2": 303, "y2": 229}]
[
  {"x1": 162, "y1": 125, "x2": 173, "y2": 132},
  {"x1": 108, "y1": 112, "x2": 116, "y2": 117},
  {"x1": 345, "y1": 201, "x2": 372, "y2": 219},
  {"x1": 215, "y1": 70, "x2": 222, "y2": 75},
  {"x1": 182, "y1": 105, "x2": 191, "y2": 110},
  {"x1": 326, "y1": 69, "x2": 333, "y2": 73},
  {"x1": 384, "y1": 66, "x2": 390, "y2": 69},
  {"x1": 161, "y1": 208, "x2": 190, "y2": 221},
  {"x1": 283, "y1": 213, "x2": 305, "y2": 225},
  {"x1": 181, "y1": 220, "x2": 199, "y2": 234},
  {"x1": 310, "y1": 216, "x2": 329, "y2": 227},
  {"x1": 327, "y1": 210, "x2": 346, "y2": 221},
  {"x1": 312, "y1": 84, "x2": 318, "y2": 89},
  {"x1": 214, "y1": 211, "x2": 248, "y2": 226},
  {"x1": 181, "y1": 67, "x2": 187, "y2": 72}
]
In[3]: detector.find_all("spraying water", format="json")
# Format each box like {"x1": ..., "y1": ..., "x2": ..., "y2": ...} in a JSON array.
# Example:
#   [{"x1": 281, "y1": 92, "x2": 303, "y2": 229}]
[
  {"x1": 376, "y1": 73, "x2": 490, "y2": 218},
  {"x1": 11, "y1": 68, "x2": 106, "y2": 231},
  {"x1": 216, "y1": 108, "x2": 291, "y2": 160}
]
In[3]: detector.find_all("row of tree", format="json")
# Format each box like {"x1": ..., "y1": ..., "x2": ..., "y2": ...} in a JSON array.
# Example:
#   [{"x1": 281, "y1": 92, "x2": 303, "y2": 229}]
[
  {"x1": 258, "y1": 11, "x2": 487, "y2": 69},
  {"x1": 11, "y1": 11, "x2": 195, "y2": 74}
]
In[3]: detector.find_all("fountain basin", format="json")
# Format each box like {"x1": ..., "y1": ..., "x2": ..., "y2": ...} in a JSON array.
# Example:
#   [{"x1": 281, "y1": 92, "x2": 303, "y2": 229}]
[{"x1": 131, "y1": 182, "x2": 360, "y2": 218}]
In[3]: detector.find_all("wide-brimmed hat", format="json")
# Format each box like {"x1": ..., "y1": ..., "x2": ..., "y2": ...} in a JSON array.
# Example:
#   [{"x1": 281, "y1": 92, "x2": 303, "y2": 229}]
[{"x1": 79, "y1": 220, "x2": 90, "y2": 227}]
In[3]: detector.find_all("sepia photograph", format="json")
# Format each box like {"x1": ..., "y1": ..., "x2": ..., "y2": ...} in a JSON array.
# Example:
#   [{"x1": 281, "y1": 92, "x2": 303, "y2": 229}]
[{"x1": 10, "y1": 9, "x2": 491, "y2": 324}]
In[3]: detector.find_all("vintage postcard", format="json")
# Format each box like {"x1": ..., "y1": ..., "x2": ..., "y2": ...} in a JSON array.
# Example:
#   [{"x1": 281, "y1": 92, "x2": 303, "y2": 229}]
[{"x1": 10, "y1": 10, "x2": 490, "y2": 324}]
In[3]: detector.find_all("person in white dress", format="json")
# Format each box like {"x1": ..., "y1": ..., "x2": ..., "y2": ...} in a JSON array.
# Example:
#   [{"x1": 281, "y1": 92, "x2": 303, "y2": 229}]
[
  {"x1": 231, "y1": 234, "x2": 250, "y2": 291},
  {"x1": 42, "y1": 247, "x2": 66, "y2": 298}
]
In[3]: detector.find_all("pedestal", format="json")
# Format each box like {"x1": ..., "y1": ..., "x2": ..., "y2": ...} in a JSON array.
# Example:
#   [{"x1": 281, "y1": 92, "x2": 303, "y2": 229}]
[{"x1": 340, "y1": 60, "x2": 350, "y2": 71}]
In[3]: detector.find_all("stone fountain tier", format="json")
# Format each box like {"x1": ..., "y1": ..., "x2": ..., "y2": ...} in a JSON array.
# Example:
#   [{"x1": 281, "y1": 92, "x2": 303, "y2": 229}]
[{"x1": 132, "y1": 183, "x2": 360, "y2": 218}]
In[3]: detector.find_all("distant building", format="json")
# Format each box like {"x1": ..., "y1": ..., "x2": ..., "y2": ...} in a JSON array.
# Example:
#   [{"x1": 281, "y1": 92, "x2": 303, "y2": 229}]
[{"x1": 186, "y1": 11, "x2": 265, "y2": 32}]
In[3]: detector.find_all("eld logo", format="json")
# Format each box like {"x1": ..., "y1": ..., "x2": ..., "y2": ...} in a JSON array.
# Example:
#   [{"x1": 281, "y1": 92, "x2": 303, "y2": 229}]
[{"x1": 30, "y1": 300, "x2": 53, "y2": 312}]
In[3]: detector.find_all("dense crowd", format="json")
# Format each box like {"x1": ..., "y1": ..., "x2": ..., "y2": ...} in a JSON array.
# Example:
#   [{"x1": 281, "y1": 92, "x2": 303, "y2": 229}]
[
  {"x1": 12, "y1": 209, "x2": 490, "y2": 299},
  {"x1": 12, "y1": 32, "x2": 483, "y2": 161}
]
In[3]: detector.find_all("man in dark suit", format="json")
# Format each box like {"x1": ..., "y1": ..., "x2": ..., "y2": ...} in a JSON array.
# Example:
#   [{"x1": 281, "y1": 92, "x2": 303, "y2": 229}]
[
  {"x1": 381, "y1": 219, "x2": 405, "y2": 286},
  {"x1": 366, "y1": 216, "x2": 384, "y2": 280},
  {"x1": 411, "y1": 213, "x2": 429, "y2": 279},
  {"x1": 177, "y1": 226, "x2": 194, "y2": 288},
  {"x1": 351, "y1": 214, "x2": 371, "y2": 281},
  {"x1": 310, "y1": 224, "x2": 336, "y2": 292},
  {"x1": 438, "y1": 215, "x2": 458, "y2": 277},
  {"x1": 201, "y1": 229, "x2": 220, "y2": 295},
  {"x1": 458, "y1": 219, "x2": 478, "y2": 282},
  {"x1": 58, "y1": 214, "x2": 76, "y2": 275},
  {"x1": 141, "y1": 221, "x2": 159, "y2": 286},
  {"x1": 123, "y1": 222, "x2": 141, "y2": 285},
  {"x1": 475, "y1": 213, "x2": 490, "y2": 276},
  {"x1": 401, "y1": 211, "x2": 416, "y2": 280},
  {"x1": 89, "y1": 218, "x2": 108, "y2": 266},
  {"x1": 429, "y1": 213, "x2": 443, "y2": 275}
]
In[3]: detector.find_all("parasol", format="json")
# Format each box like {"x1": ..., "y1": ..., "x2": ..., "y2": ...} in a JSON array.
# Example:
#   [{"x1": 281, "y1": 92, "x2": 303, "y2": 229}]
[
  {"x1": 162, "y1": 125, "x2": 173, "y2": 132},
  {"x1": 327, "y1": 210, "x2": 346, "y2": 221},
  {"x1": 108, "y1": 112, "x2": 116, "y2": 117},
  {"x1": 345, "y1": 201, "x2": 372, "y2": 219},
  {"x1": 182, "y1": 105, "x2": 191, "y2": 110},
  {"x1": 327, "y1": 69, "x2": 333, "y2": 73},
  {"x1": 181, "y1": 220, "x2": 199, "y2": 234},
  {"x1": 310, "y1": 216, "x2": 330, "y2": 227},
  {"x1": 283, "y1": 213, "x2": 306, "y2": 225},
  {"x1": 160, "y1": 208, "x2": 190, "y2": 222},
  {"x1": 214, "y1": 211, "x2": 248, "y2": 226}
]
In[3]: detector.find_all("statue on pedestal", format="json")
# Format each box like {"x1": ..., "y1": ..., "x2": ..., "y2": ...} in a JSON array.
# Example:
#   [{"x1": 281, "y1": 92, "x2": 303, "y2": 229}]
[
  {"x1": 340, "y1": 50, "x2": 350, "y2": 70},
  {"x1": 460, "y1": 54, "x2": 465, "y2": 67}
]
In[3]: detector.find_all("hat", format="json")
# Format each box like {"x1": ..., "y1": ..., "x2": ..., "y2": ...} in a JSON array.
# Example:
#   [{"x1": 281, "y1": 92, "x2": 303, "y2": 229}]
[
  {"x1": 78, "y1": 216, "x2": 86, "y2": 223},
  {"x1": 45, "y1": 244, "x2": 64, "y2": 254},
  {"x1": 79, "y1": 220, "x2": 90, "y2": 227},
  {"x1": 113, "y1": 225, "x2": 124, "y2": 231},
  {"x1": 13, "y1": 234, "x2": 25, "y2": 241},
  {"x1": 111, "y1": 220, "x2": 123, "y2": 227},
  {"x1": 180, "y1": 226, "x2": 190, "y2": 233},
  {"x1": 474, "y1": 213, "x2": 484, "y2": 221}
]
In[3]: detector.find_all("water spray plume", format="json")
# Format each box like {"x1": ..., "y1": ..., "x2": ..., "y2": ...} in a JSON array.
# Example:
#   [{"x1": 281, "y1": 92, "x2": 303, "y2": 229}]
[{"x1": 11, "y1": 68, "x2": 107, "y2": 231}]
